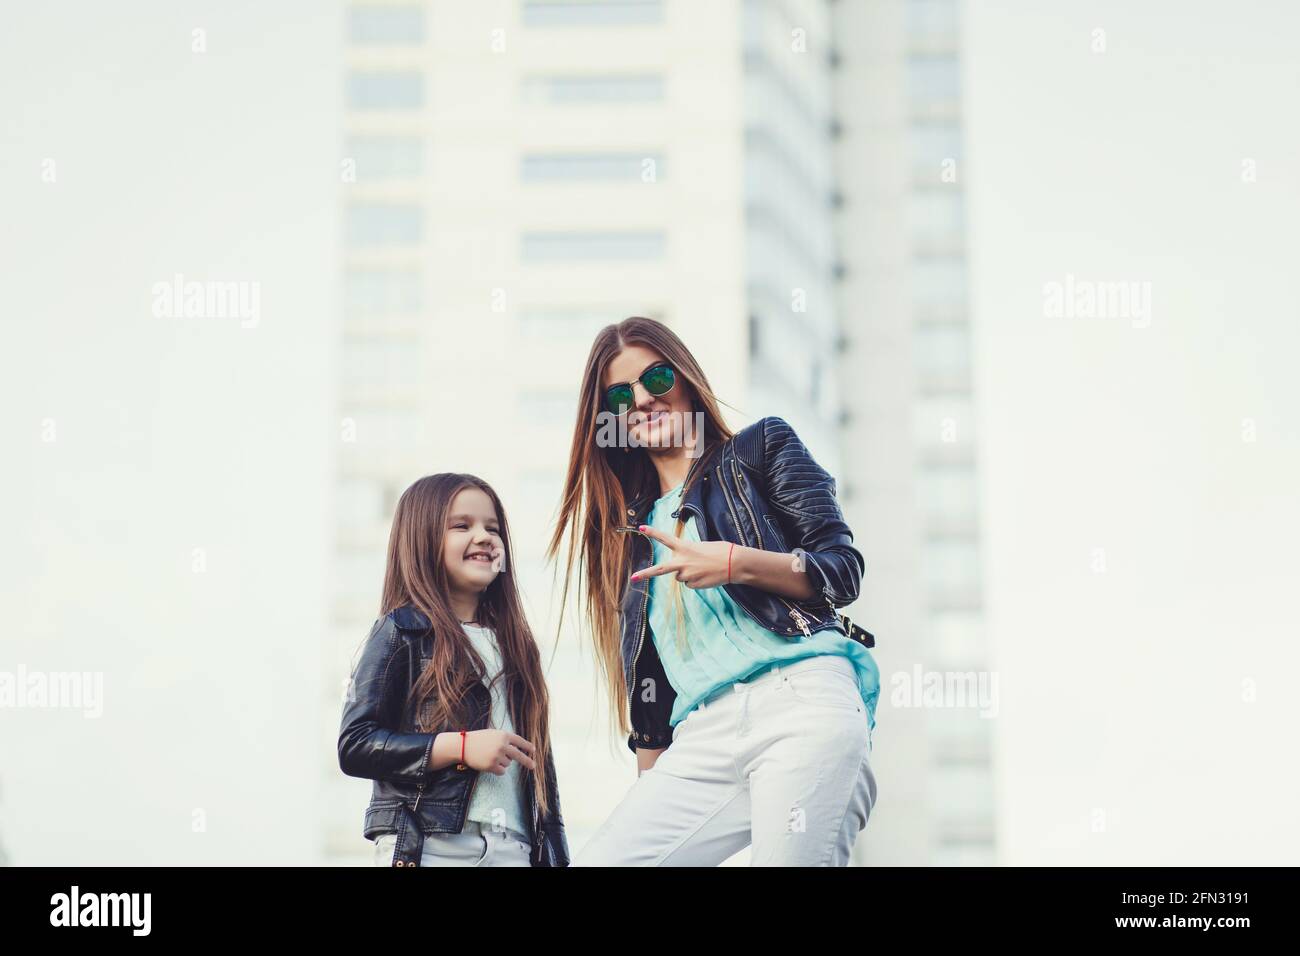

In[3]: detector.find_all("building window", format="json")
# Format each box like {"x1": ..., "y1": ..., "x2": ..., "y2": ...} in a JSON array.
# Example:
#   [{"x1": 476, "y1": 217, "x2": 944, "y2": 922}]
[
  {"x1": 914, "y1": 324, "x2": 971, "y2": 387},
  {"x1": 347, "y1": 71, "x2": 424, "y2": 110},
  {"x1": 913, "y1": 395, "x2": 974, "y2": 448},
  {"x1": 341, "y1": 410, "x2": 425, "y2": 449},
  {"x1": 912, "y1": 258, "x2": 967, "y2": 310},
  {"x1": 743, "y1": 53, "x2": 829, "y2": 150},
  {"x1": 347, "y1": 4, "x2": 426, "y2": 45},
  {"x1": 909, "y1": 193, "x2": 964, "y2": 252},
  {"x1": 345, "y1": 137, "x2": 424, "y2": 180},
  {"x1": 907, "y1": 55, "x2": 960, "y2": 115},
  {"x1": 516, "y1": 388, "x2": 578, "y2": 421},
  {"x1": 910, "y1": 123, "x2": 963, "y2": 180},
  {"x1": 921, "y1": 539, "x2": 981, "y2": 596},
  {"x1": 928, "y1": 765, "x2": 993, "y2": 822},
  {"x1": 337, "y1": 477, "x2": 385, "y2": 527},
  {"x1": 346, "y1": 203, "x2": 424, "y2": 247},
  {"x1": 345, "y1": 269, "x2": 423, "y2": 313},
  {"x1": 927, "y1": 610, "x2": 986, "y2": 666},
  {"x1": 521, "y1": 153, "x2": 663, "y2": 182},
  {"x1": 517, "y1": 308, "x2": 621, "y2": 339},
  {"x1": 911, "y1": 123, "x2": 963, "y2": 164},
  {"x1": 917, "y1": 466, "x2": 977, "y2": 526},
  {"x1": 906, "y1": 0, "x2": 959, "y2": 41},
  {"x1": 522, "y1": 0, "x2": 664, "y2": 27},
  {"x1": 521, "y1": 74, "x2": 664, "y2": 104},
  {"x1": 520, "y1": 231, "x2": 665, "y2": 261},
  {"x1": 340, "y1": 339, "x2": 421, "y2": 387}
]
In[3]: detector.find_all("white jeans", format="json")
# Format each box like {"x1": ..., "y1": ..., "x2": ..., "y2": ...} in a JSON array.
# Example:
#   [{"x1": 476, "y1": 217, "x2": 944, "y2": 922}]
[
  {"x1": 574, "y1": 654, "x2": 877, "y2": 866},
  {"x1": 373, "y1": 821, "x2": 532, "y2": 867}
]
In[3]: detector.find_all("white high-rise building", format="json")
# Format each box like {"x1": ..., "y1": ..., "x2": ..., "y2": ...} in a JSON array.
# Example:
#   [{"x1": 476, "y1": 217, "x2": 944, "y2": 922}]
[
  {"x1": 833, "y1": 0, "x2": 994, "y2": 865},
  {"x1": 329, "y1": 0, "x2": 756, "y2": 863},
  {"x1": 328, "y1": 0, "x2": 981, "y2": 867}
]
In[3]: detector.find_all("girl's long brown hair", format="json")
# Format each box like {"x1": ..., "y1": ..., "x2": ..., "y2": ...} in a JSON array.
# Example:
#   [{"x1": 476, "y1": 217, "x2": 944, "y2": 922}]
[
  {"x1": 546, "y1": 317, "x2": 734, "y2": 741},
  {"x1": 381, "y1": 473, "x2": 553, "y2": 815}
]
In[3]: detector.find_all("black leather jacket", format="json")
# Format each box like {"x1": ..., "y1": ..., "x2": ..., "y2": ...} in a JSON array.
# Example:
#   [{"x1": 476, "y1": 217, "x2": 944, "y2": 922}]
[
  {"x1": 337, "y1": 606, "x2": 570, "y2": 866},
  {"x1": 620, "y1": 416, "x2": 871, "y2": 753}
]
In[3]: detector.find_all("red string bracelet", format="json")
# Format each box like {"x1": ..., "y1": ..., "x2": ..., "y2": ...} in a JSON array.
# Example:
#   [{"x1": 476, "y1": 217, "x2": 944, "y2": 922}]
[
  {"x1": 727, "y1": 543, "x2": 735, "y2": 583},
  {"x1": 458, "y1": 730, "x2": 467, "y2": 769}
]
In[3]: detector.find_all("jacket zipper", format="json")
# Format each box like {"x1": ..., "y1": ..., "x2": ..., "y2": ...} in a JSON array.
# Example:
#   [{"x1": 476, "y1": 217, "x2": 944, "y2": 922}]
[
  {"x1": 524, "y1": 763, "x2": 543, "y2": 864},
  {"x1": 628, "y1": 565, "x2": 651, "y2": 726},
  {"x1": 617, "y1": 459, "x2": 708, "y2": 745},
  {"x1": 618, "y1": 507, "x2": 653, "y2": 744},
  {"x1": 735, "y1": 452, "x2": 829, "y2": 635},
  {"x1": 533, "y1": 797, "x2": 543, "y2": 863},
  {"x1": 731, "y1": 453, "x2": 764, "y2": 549},
  {"x1": 722, "y1": 455, "x2": 811, "y2": 639},
  {"x1": 787, "y1": 606, "x2": 813, "y2": 637},
  {"x1": 716, "y1": 463, "x2": 746, "y2": 546}
]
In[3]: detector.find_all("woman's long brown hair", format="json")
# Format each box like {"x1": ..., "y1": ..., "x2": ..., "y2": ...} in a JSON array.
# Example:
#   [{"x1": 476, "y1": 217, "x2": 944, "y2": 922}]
[
  {"x1": 546, "y1": 317, "x2": 734, "y2": 741},
  {"x1": 381, "y1": 473, "x2": 553, "y2": 815}
]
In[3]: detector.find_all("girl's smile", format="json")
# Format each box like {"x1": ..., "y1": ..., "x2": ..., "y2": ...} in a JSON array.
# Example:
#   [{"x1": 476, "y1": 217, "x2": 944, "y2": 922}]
[{"x1": 444, "y1": 488, "x2": 505, "y2": 599}]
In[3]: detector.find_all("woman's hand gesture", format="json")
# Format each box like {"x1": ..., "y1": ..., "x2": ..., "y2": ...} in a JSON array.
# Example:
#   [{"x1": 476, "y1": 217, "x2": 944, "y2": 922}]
[{"x1": 630, "y1": 524, "x2": 734, "y2": 590}]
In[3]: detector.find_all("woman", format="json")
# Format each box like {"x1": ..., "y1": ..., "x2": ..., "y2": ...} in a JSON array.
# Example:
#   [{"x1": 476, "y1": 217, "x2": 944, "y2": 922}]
[{"x1": 548, "y1": 316, "x2": 879, "y2": 866}]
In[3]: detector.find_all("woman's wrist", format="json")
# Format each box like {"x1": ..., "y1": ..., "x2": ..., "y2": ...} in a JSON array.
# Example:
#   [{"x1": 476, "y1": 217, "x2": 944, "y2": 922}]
[
  {"x1": 730, "y1": 545, "x2": 759, "y2": 587},
  {"x1": 729, "y1": 544, "x2": 817, "y2": 600}
]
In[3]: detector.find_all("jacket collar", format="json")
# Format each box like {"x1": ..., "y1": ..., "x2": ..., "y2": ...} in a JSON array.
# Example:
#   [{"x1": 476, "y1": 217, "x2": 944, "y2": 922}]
[
  {"x1": 622, "y1": 439, "x2": 724, "y2": 523},
  {"x1": 391, "y1": 605, "x2": 432, "y2": 631}
]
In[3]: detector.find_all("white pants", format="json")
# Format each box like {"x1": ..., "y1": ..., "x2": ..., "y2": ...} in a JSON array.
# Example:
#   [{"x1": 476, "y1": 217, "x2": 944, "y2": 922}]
[
  {"x1": 574, "y1": 654, "x2": 877, "y2": 866},
  {"x1": 373, "y1": 821, "x2": 532, "y2": 867}
]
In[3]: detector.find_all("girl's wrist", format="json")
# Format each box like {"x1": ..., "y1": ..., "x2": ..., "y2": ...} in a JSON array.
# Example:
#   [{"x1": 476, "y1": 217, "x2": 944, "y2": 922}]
[
  {"x1": 430, "y1": 732, "x2": 451, "y2": 769},
  {"x1": 430, "y1": 730, "x2": 467, "y2": 770}
]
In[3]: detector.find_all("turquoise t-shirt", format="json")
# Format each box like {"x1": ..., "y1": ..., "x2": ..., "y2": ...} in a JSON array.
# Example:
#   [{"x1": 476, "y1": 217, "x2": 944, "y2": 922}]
[{"x1": 644, "y1": 482, "x2": 879, "y2": 736}]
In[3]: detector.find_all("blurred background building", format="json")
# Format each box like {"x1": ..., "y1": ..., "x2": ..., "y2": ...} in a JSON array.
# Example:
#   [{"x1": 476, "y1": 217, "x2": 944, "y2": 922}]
[
  {"x1": 327, "y1": 0, "x2": 988, "y2": 865},
  {"x1": 835, "y1": 0, "x2": 993, "y2": 865}
]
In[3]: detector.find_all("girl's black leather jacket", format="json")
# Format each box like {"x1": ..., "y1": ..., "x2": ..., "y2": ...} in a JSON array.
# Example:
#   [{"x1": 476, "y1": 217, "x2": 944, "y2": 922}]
[
  {"x1": 337, "y1": 606, "x2": 570, "y2": 866},
  {"x1": 620, "y1": 416, "x2": 870, "y2": 753}
]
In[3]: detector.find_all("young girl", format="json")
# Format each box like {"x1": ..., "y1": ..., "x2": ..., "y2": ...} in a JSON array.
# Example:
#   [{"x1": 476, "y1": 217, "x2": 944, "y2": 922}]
[
  {"x1": 338, "y1": 473, "x2": 569, "y2": 867},
  {"x1": 549, "y1": 316, "x2": 879, "y2": 866}
]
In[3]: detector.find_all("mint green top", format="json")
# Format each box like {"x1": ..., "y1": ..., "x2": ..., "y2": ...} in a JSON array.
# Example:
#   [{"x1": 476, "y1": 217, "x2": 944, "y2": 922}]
[
  {"x1": 460, "y1": 623, "x2": 529, "y2": 840},
  {"x1": 645, "y1": 482, "x2": 879, "y2": 736}
]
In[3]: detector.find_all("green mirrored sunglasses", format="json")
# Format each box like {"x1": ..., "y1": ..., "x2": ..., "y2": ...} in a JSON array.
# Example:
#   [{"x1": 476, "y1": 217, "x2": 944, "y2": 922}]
[{"x1": 604, "y1": 363, "x2": 676, "y2": 415}]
